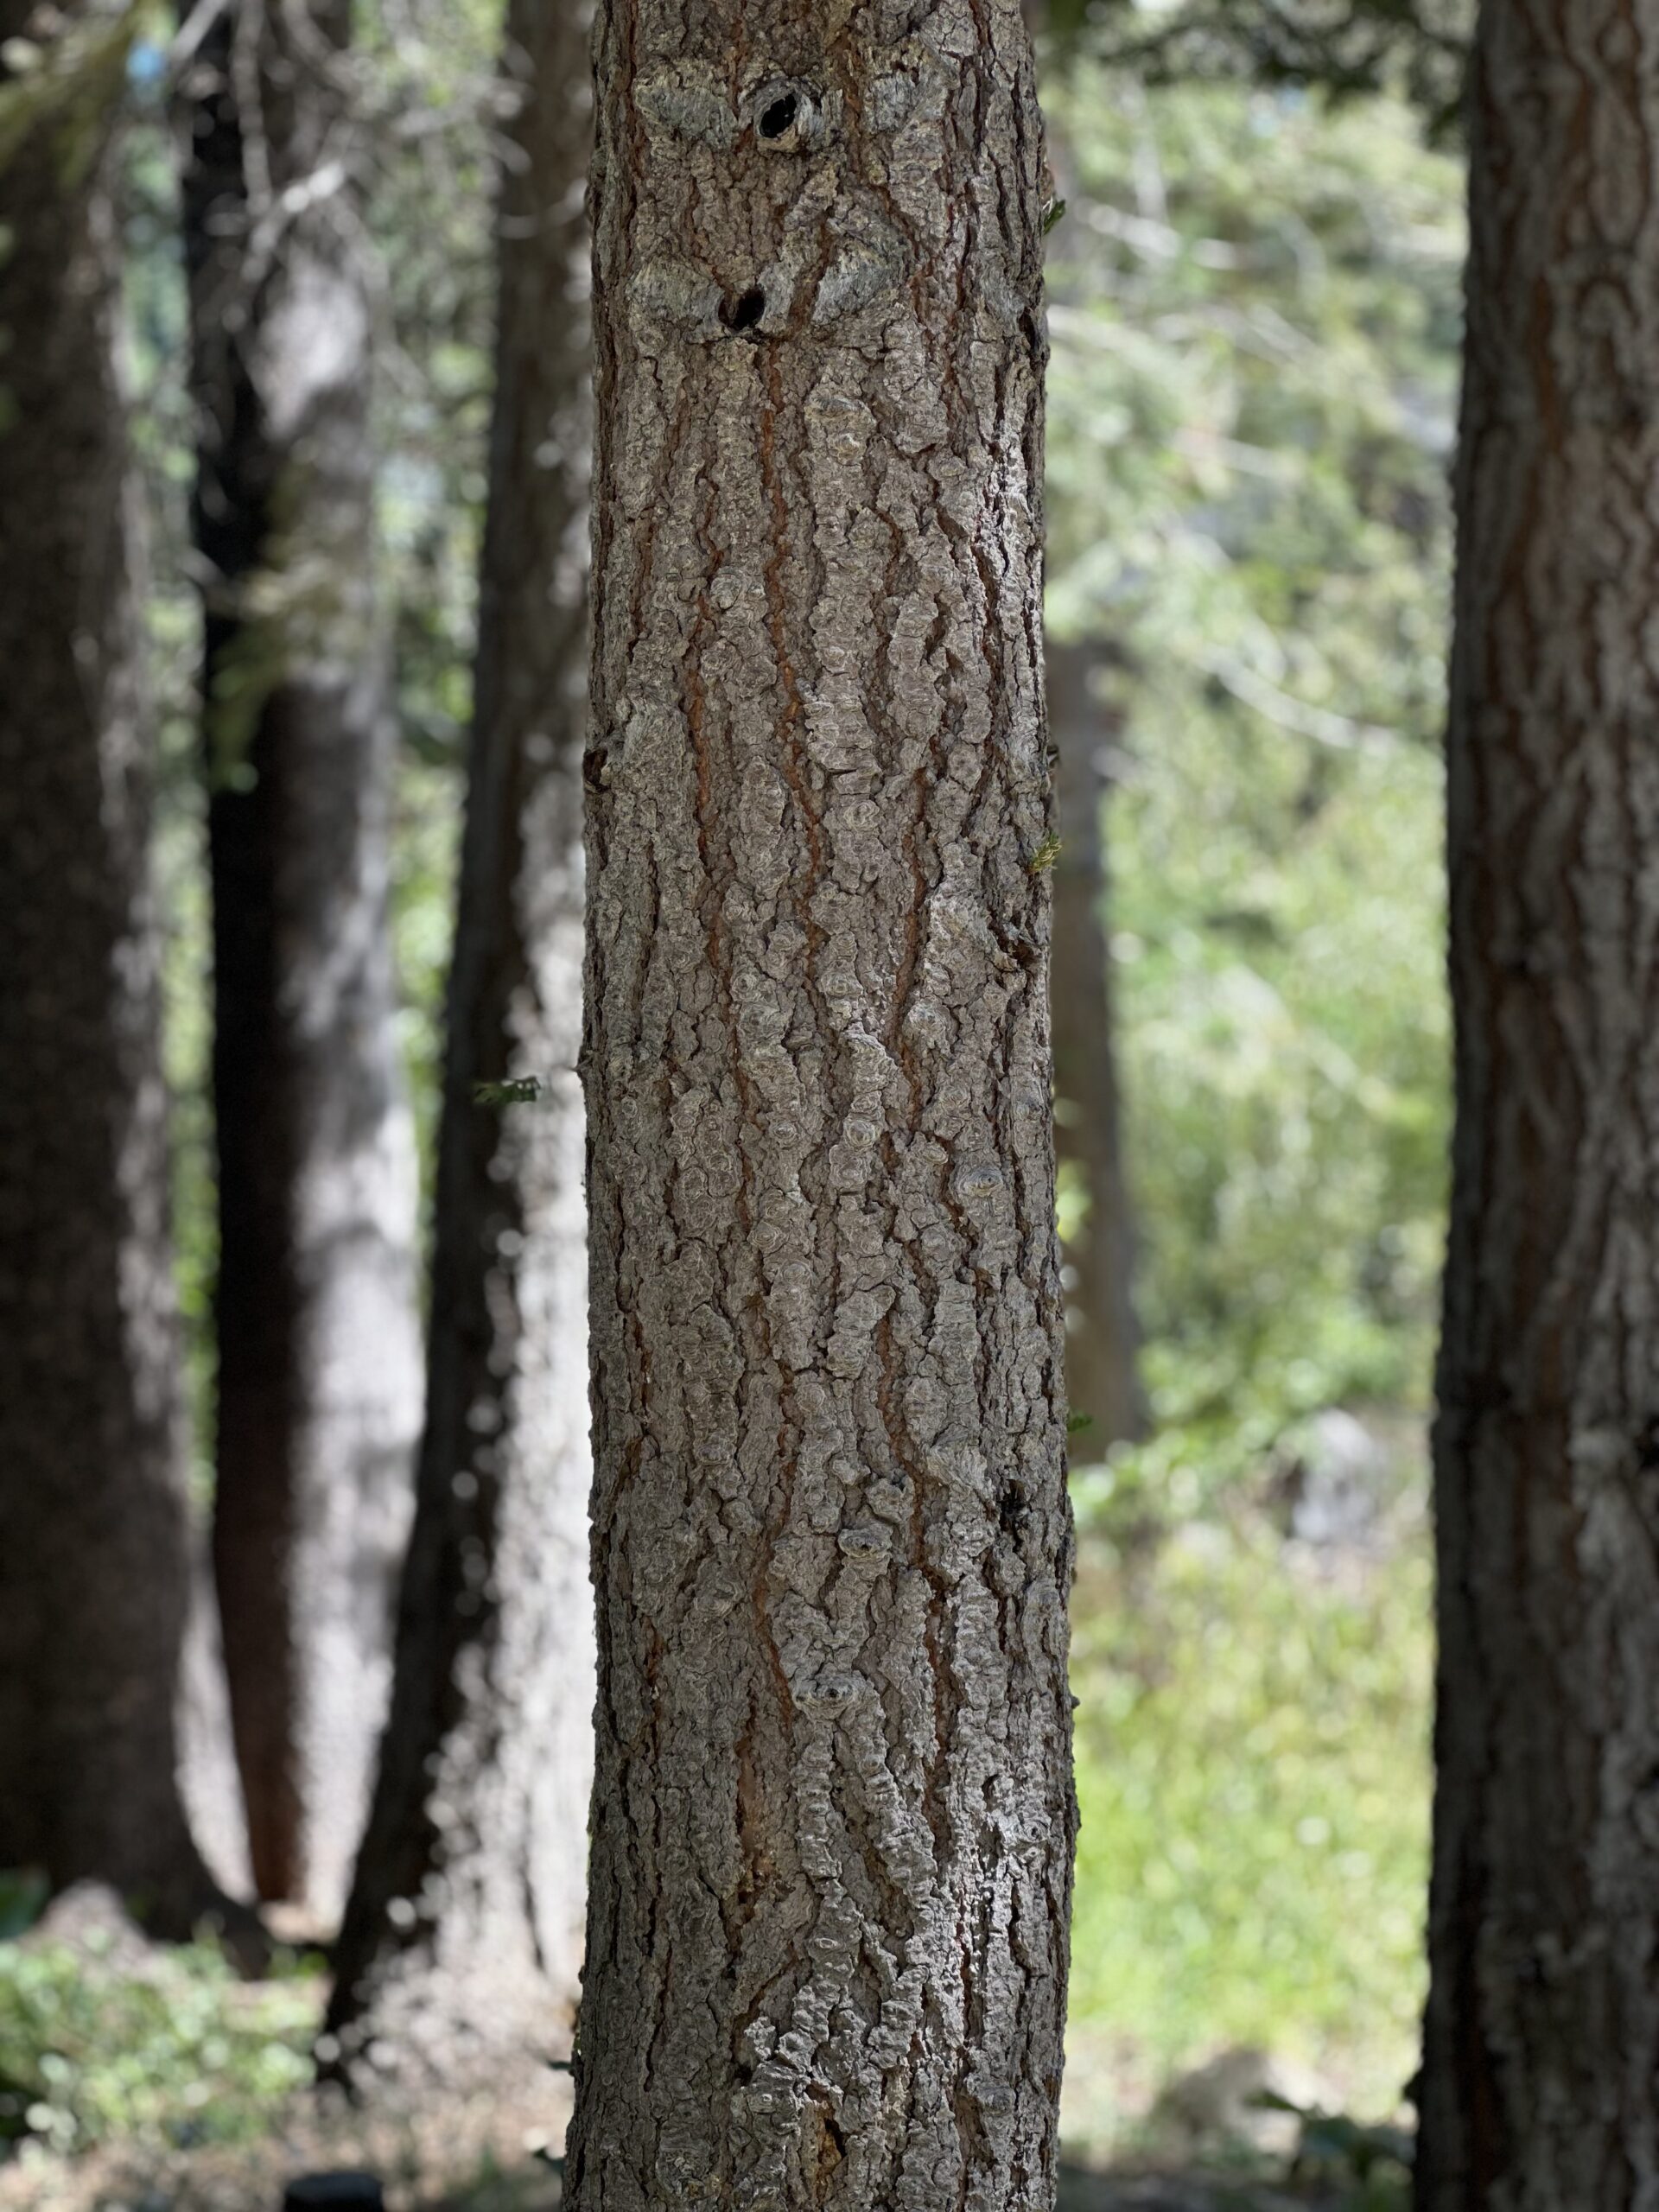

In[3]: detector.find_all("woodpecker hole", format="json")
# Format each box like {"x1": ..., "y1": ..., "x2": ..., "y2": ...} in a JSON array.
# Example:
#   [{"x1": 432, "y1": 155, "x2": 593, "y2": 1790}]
[
  {"x1": 759, "y1": 92, "x2": 798, "y2": 138},
  {"x1": 720, "y1": 288, "x2": 766, "y2": 333}
]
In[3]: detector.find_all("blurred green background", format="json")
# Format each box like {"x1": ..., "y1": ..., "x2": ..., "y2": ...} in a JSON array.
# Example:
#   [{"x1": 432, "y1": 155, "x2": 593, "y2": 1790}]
[{"x1": 1, "y1": 8, "x2": 1463, "y2": 2186}]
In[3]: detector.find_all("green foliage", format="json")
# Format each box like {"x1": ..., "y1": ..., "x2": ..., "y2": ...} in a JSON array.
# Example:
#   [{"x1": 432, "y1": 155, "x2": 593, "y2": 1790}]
[
  {"x1": 0, "y1": 1929, "x2": 320, "y2": 2157},
  {"x1": 473, "y1": 1076, "x2": 545, "y2": 1107},
  {"x1": 1044, "y1": 73, "x2": 1459, "y2": 2141},
  {"x1": 1046, "y1": 75, "x2": 1460, "y2": 1458},
  {"x1": 1256, "y1": 2088, "x2": 1414, "y2": 2200},
  {"x1": 1042, "y1": 0, "x2": 1472, "y2": 139},
  {"x1": 0, "y1": 1875, "x2": 46, "y2": 1946},
  {"x1": 1065, "y1": 1503, "x2": 1431, "y2": 2137},
  {"x1": 0, "y1": 1, "x2": 146, "y2": 185}
]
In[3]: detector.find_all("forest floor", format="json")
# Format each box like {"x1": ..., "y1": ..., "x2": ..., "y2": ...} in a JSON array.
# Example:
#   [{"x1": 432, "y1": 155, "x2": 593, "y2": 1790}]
[
  {"x1": 0, "y1": 2143, "x2": 1389, "y2": 2212},
  {"x1": 0, "y1": 2082, "x2": 1396, "y2": 2212},
  {"x1": 0, "y1": 1887, "x2": 1409, "y2": 2212}
]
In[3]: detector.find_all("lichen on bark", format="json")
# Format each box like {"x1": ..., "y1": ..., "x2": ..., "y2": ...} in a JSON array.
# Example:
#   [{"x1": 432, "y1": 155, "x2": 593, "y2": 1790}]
[{"x1": 568, "y1": 3, "x2": 1076, "y2": 2208}]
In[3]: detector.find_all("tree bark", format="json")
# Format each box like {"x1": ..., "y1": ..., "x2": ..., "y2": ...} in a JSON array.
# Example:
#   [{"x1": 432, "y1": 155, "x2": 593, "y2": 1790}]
[
  {"x1": 0, "y1": 3, "x2": 218, "y2": 1929},
  {"x1": 1046, "y1": 641, "x2": 1143, "y2": 1449},
  {"x1": 179, "y1": 0, "x2": 423, "y2": 1926},
  {"x1": 324, "y1": 0, "x2": 595, "y2": 2089},
  {"x1": 1417, "y1": 3, "x2": 1659, "y2": 2205},
  {"x1": 567, "y1": 5, "x2": 1076, "y2": 2209}
]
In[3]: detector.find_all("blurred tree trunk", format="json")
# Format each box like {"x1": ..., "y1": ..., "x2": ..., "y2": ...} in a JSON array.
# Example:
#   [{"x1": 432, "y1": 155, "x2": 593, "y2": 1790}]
[
  {"x1": 565, "y1": 5, "x2": 1076, "y2": 2207},
  {"x1": 0, "y1": 3, "x2": 219, "y2": 1929},
  {"x1": 1027, "y1": 0, "x2": 1141, "y2": 1449},
  {"x1": 178, "y1": 0, "x2": 423, "y2": 1927},
  {"x1": 323, "y1": 0, "x2": 594, "y2": 2090},
  {"x1": 1418, "y1": 3, "x2": 1659, "y2": 2204},
  {"x1": 1046, "y1": 642, "x2": 1143, "y2": 1446}
]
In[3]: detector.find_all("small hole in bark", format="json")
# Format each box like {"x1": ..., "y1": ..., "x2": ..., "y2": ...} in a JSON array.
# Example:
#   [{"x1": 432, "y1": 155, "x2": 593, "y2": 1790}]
[
  {"x1": 759, "y1": 92, "x2": 798, "y2": 138},
  {"x1": 720, "y1": 287, "x2": 766, "y2": 333}
]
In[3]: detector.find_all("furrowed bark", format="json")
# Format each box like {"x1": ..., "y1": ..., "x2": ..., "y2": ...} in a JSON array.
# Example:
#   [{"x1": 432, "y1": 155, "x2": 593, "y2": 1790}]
[
  {"x1": 325, "y1": 0, "x2": 595, "y2": 2088},
  {"x1": 568, "y1": 5, "x2": 1076, "y2": 2209},
  {"x1": 179, "y1": 0, "x2": 423, "y2": 1925},
  {"x1": 1418, "y1": 3, "x2": 1659, "y2": 2203},
  {"x1": 1046, "y1": 641, "x2": 1142, "y2": 1450},
  {"x1": 0, "y1": 3, "x2": 219, "y2": 1929}
]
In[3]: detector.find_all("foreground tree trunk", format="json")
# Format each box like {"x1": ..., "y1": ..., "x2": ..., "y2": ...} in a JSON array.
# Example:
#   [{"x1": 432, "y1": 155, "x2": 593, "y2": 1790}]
[
  {"x1": 179, "y1": 0, "x2": 423, "y2": 1925},
  {"x1": 0, "y1": 3, "x2": 218, "y2": 1929},
  {"x1": 1046, "y1": 642, "x2": 1142, "y2": 1448},
  {"x1": 567, "y1": 5, "x2": 1076, "y2": 2207},
  {"x1": 1418, "y1": 4, "x2": 1659, "y2": 2203},
  {"x1": 325, "y1": 0, "x2": 595, "y2": 2088}
]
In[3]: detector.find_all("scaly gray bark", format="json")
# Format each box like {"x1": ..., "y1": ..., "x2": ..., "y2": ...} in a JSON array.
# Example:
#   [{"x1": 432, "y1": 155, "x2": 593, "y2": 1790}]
[
  {"x1": 324, "y1": 0, "x2": 595, "y2": 2088},
  {"x1": 0, "y1": 3, "x2": 219, "y2": 1929},
  {"x1": 179, "y1": 0, "x2": 423, "y2": 1925},
  {"x1": 1046, "y1": 641, "x2": 1142, "y2": 1448},
  {"x1": 1417, "y1": 3, "x2": 1659, "y2": 2204},
  {"x1": 567, "y1": 5, "x2": 1076, "y2": 2209}
]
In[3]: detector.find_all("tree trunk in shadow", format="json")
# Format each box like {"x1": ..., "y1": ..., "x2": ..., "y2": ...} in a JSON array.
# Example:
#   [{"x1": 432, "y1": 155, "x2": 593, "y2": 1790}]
[
  {"x1": 0, "y1": 3, "x2": 226, "y2": 1935},
  {"x1": 179, "y1": 0, "x2": 423, "y2": 1927},
  {"x1": 1047, "y1": 641, "x2": 1144, "y2": 1448},
  {"x1": 1417, "y1": 3, "x2": 1659, "y2": 2204},
  {"x1": 324, "y1": 0, "x2": 595, "y2": 2093}
]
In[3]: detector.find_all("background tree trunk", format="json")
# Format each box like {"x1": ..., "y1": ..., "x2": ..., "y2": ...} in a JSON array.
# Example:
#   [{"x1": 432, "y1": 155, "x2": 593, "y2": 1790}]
[
  {"x1": 0, "y1": 3, "x2": 219, "y2": 1929},
  {"x1": 179, "y1": 0, "x2": 423, "y2": 1926},
  {"x1": 1046, "y1": 641, "x2": 1143, "y2": 1448},
  {"x1": 1418, "y1": 3, "x2": 1659, "y2": 2204},
  {"x1": 568, "y1": 3, "x2": 1076, "y2": 2207},
  {"x1": 324, "y1": 0, "x2": 595, "y2": 2089},
  {"x1": 1020, "y1": 2, "x2": 1141, "y2": 1452}
]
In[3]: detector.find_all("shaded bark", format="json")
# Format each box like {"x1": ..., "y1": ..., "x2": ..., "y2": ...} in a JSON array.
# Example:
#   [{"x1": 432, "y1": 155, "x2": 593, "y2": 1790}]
[
  {"x1": 324, "y1": 0, "x2": 595, "y2": 2089},
  {"x1": 179, "y1": 0, "x2": 423, "y2": 1925},
  {"x1": 1417, "y1": 3, "x2": 1659, "y2": 2204},
  {"x1": 567, "y1": 4, "x2": 1076, "y2": 2209},
  {"x1": 1046, "y1": 641, "x2": 1143, "y2": 1449},
  {"x1": 0, "y1": 3, "x2": 218, "y2": 1929}
]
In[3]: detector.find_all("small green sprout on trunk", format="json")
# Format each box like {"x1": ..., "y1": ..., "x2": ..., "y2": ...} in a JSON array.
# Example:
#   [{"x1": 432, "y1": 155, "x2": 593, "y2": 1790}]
[{"x1": 472, "y1": 1077, "x2": 544, "y2": 1109}]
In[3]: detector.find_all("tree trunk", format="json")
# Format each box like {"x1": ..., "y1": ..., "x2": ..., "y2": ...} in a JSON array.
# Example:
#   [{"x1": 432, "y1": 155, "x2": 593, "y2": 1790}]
[
  {"x1": 179, "y1": 0, "x2": 423, "y2": 1927},
  {"x1": 567, "y1": 5, "x2": 1076, "y2": 2208},
  {"x1": 323, "y1": 0, "x2": 595, "y2": 2089},
  {"x1": 1046, "y1": 641, "x2": 1143, "y2": 1449},
  {"x1": 1417, "y1": 4, "x2": 1659, "y2": 2204},
  {"x1": 0, "y1": 3, "x2": 218, "y2": 1929}
]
